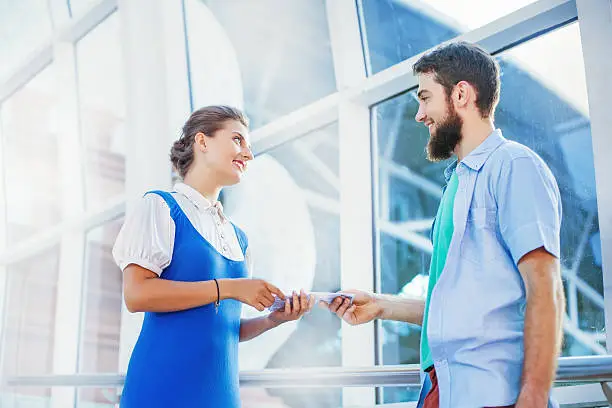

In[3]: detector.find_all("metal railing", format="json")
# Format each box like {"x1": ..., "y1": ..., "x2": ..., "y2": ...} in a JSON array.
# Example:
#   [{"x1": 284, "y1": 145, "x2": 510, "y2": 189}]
[
  {"x1": 5, "y1": 356, "x2": 612, "y2": 392},
  {"x1": 4, "y1": 356, "x2": 611, "y2": 408}
]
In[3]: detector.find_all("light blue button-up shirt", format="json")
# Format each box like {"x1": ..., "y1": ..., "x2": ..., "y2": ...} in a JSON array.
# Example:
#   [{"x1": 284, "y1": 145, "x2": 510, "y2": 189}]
[{"x1": 418, "y1": 129, "x2": 562, "y2": 407}]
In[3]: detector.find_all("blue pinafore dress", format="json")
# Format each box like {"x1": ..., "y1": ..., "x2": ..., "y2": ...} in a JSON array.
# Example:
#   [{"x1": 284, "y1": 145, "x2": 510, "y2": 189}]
[{"x1": 120, "y1": 190, "x2": 248, "y2": 408}]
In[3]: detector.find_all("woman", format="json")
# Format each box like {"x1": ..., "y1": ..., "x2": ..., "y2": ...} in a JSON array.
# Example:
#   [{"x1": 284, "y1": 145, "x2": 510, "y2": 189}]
[{"x1": 112, "y1": 105, "x2": 314, "y2": 408}]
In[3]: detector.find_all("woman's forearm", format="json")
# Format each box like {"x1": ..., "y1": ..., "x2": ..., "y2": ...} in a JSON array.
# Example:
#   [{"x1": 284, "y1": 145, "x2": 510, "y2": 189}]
[
  {"x1": 239, "y1": 317, "x2": 280, "y2": 342},
  {"x1": 123, "y1": 264, "x2": 234, "y2": 313}
]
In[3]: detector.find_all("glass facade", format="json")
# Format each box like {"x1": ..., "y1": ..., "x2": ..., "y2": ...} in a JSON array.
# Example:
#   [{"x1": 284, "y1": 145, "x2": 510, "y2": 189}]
[
  {"x1": 0, "y1": 0, "x2": 53, "y2": 83},
  {"x1": 373, "y1": 21, "x2": 604, "y2": 403},
  {"x1": 227, "y1": 123, "x2": 342, "y2": 406},
  {"x1": 0, "y1": 0, "x2": 610, "y2": 407},
  {"x1": 358, "y1": 0, "x2": 539, "y2": 74},
  {"x1": 76, "y1": 13, "x2": 126, "y2": 207},
  {"x1": 77, "y1": 217, "x2": 123, "y2": 407},
  {"x1": 185, "y1": 0, "x2": 337, "y2": 128},
  {"x1": 1, "y1": 65, "x2": 61, "y2": 243},
  {"x1": 0, "y1": 246, "x2": 60, "y2": 403}
]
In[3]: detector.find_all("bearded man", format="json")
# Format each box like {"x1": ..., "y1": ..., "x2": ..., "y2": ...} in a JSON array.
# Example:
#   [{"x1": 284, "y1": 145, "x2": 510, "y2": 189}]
[{"x1": 322, "y1": 42, "x2": 564, "y2": 408}]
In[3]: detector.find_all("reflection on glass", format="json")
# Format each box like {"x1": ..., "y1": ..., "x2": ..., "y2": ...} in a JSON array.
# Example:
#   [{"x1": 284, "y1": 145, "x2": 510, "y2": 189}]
[
  {"x1": 0, "y1": 0, "x2": 53, "y2": 83},
  {"x1": 240, "y1": 388, "x2": 298, "y2": 408},
  {"x1": 358, "y1": 0, "x2": 537, "y2": 75},
  {"x1": 69, "y1": 0, "x2": 102, "y2": 18},
  {"x1": 242, "y1": 387, "x2": 378, "y2": 408},
  {"x1": 497, "y1": 24, "x2": 603, "y2": 357},
  {"x1": 374, "y1": 90, "x2": 441, "y2": 404},
  {"x1": 0, "y1": 387, "x2": 120, "y2": 407},
  {"x1": 76, "y1": 12, "x2": 126, "y2": 206},
  {"x1": 373, "y1": 23, "x2": 603, "y2": 404},
  {"x1": 0, "y1": 246, "x2": 60, "y2": 402},
  {"x1": 185, "y1": 0, "x2": 337, "y2": 128},
  {"x1": 223, "y1": 123, "x2": 341, "y2": 407},
  {"x1": 77, "y1": 217, "x2": 124, "y2": 407},
  {"x1": 1, "y1": 65, "x2": 62, "y2": 242}
]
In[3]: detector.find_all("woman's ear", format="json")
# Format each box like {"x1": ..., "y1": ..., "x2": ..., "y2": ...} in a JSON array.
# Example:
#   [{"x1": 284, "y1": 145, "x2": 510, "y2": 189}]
[{"x1": 194, "y1": 132, "x2": 207, "y2": 152}]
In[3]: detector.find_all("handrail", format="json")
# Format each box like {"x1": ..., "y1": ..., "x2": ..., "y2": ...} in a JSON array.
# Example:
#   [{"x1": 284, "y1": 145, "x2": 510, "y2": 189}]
[
  {"x1": 5, "y1": 356, "x2": 612, "y2": 389},
  {"x1": 556, "y1": 356, "x2": 612, "y2": 383}
]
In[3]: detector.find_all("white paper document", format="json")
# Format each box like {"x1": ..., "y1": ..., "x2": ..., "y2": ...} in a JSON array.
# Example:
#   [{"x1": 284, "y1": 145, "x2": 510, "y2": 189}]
[{"x1": 268, "y1": 292, "x2": 354, "y2": 312}]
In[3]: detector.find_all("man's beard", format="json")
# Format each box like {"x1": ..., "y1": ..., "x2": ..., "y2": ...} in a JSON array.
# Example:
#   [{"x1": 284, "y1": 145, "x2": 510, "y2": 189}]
[{"x1": 426, "y1": 104, "x2": 463, "y2": 162}]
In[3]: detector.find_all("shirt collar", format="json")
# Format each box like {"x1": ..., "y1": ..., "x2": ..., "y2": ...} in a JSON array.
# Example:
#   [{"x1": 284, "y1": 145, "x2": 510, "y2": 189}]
[
  {"x1": 174, "y1": 182, "x2": 227, "y2": 222},
  {"x1": 444, "y1": 129, "x2": 506, "y2": 182},
  {"x1": 461, "y1": 129, "x2": 506, "y2": 172},
  {"x1": 443, "y1": 160, "x2": 459, "y2": 183}
]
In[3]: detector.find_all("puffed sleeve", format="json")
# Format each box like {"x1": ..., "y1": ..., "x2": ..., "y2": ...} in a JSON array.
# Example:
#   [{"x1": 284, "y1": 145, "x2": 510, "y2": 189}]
[
  {"x1": 112, "y1": 193, "x2": 175, "y2": 275},
  {"x1": 244, "y1": 245, "x2": 254, "y2": 278}
]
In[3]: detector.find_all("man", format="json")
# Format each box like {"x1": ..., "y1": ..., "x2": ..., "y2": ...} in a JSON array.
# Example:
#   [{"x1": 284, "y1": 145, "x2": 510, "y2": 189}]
[{"x1": 323, "y1": 42, "x2": 564, "y2": 408}]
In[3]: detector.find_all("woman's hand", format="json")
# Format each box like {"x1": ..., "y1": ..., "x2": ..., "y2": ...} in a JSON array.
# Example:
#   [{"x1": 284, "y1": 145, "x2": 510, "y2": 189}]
[
  {"x1": 221, "y1": 278, "x2": 285, "y2": 311},
  {"x1": 268, "y1": 289, "x2": 315, "y2": 324}
]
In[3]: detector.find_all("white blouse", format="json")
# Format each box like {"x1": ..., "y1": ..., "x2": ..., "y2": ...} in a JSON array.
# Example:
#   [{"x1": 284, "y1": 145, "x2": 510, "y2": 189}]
[{"x1": 112, "y1": 182, "x2": 252, "y2": 276}]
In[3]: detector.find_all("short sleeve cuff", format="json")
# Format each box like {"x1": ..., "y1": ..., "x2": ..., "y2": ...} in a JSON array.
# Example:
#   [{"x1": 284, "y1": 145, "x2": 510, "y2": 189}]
[
  {"x1": 120, "y1": 258, "x2": 165, "y2": 276},
  {"x1": 505, "y1": 222, "x2": 560, "y2": 265}
]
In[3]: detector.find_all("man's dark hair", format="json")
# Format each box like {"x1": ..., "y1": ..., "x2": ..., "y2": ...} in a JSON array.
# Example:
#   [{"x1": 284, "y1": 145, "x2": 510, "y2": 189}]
[
  {"x1": 170, "y1": 105, "x2": 249, "y2": 178},
  {"x1": 413, "y1": 41, "x2": 501, "y2": 118}
]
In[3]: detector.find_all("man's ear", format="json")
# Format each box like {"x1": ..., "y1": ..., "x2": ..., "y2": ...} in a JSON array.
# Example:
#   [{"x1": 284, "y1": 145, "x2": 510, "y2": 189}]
[{"x1": 453, "y1": 81, "x2": 472, "y2": 109}]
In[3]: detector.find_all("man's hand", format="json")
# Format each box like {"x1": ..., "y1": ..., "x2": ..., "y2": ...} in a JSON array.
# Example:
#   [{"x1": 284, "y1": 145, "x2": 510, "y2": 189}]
[
  {"x1": 515, "y1": 385, "x2": 549, "y2": 408},
  {"x1": 320, "y1": 290, "x2": 425, "y2": 326},
  {"x1": 320, "y1": 290, "x2": 382, "y2": 325}
]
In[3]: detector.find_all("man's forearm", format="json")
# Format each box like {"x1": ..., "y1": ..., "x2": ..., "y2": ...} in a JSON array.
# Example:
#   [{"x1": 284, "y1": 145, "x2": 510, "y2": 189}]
[
  {"x1": 519, "y1": 288, "x2": 564, "y2": 402},
  {"x1": 518, "y1": 255, "x2": 565, "y2": 403},
  {"x1": 376, "y1": 294, "x2": 425, "y2": 325},
  {"x1": 239, "y1": 317, "x2": 280, "y2": 342}
]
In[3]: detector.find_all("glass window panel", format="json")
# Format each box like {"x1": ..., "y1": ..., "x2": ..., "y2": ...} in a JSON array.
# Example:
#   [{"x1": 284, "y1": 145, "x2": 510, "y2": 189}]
[
  {"x1": 372, "y1": 23, "x2": 603, "y2": 404},
  {"x1": 223, "y1": 123, "x2": 341, "y2": 407},
  {"x1": 0, "y1": 0, "x2": 53, "y2": 83},
  {"x1": 358, "y1": 0, "x2": 538, "y2": 75},
  {"x1": 68, "y1": 0, "x2": 102, "y2": 18},
  {"x1": 76, "y1": 13, "x2": 126, "y2": 206},
  {"x1": 1, "y1": 387, "x2": 52, "y2": 407},
  {"x1": 185, "y1": 0, "x2": 337, "y2": 129},
  {"x1": 1, "y1": 65, "x2": 62, "y2": 242},
  {"x1": 0, "y1": 246, "x2": 60, "y2": 402},
  {"x1": 241, "y1": 387, "x2": 343, "y2": 408},
  {"x1": 77, "y1": 217, "x2": 124, "y2": 408},
  {"x1": 1, "y1": 386, "x2": 120, "y2": 407}
]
